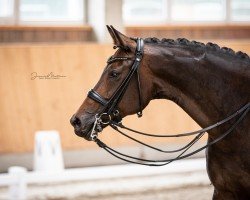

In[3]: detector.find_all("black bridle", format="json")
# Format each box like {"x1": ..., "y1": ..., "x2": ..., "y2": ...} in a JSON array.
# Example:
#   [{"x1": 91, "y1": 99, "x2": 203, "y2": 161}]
[
  {"x1": 87, "y1": 38, "x2": 250, "y2": 166},
  {"x1": 87, "y1": 38, "x2": 144, "y2": 138},
  {"x1": 88, "y1": 38, "x2": 144, "y2": 119}
]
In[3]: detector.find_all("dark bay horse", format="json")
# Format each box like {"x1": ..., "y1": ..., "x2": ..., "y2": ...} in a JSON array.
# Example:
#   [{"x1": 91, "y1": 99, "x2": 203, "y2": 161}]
[{"x1": 70, "y1": 26, "x2": 250, "y2": 199}]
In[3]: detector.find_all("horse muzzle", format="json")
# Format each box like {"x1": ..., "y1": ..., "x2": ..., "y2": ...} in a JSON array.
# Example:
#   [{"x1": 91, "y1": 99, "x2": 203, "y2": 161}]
[{"x1": 70, "y1": 114, "x2": 97, "y2": 141}]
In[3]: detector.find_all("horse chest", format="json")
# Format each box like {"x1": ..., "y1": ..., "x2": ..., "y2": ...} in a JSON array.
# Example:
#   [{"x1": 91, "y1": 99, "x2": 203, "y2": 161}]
[{"x1": 206, "y1": 144, "x2": 250, "y2": 195}]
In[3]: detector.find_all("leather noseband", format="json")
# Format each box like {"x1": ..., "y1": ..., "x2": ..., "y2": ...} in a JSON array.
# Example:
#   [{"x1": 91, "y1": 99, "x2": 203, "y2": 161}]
[{"x1": 88, "y1": 89, "x2": 108, "y2": 106}]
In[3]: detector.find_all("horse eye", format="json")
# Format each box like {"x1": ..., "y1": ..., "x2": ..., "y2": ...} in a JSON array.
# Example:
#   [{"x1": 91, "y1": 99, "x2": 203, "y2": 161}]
[{"x1": 109, "y1": 71, "x2": 120, "y2": 78}]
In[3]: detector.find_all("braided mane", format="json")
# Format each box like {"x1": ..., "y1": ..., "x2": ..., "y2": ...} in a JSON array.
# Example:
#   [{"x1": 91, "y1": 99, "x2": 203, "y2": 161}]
[{"x1": 144, "y1": 37, "x2": 250, "y2": 61}]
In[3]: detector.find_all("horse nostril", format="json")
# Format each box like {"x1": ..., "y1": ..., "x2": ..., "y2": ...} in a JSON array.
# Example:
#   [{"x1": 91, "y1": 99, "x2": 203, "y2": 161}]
[
  {"x1": 76, "y1": 118, "x2": 81, "y2": 126},
  {"x1": 70, "y1": 115, "x2": 81, "y2": 128}
]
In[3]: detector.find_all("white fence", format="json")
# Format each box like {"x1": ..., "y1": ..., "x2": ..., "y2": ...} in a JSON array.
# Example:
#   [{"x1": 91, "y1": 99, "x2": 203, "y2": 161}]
[{"x1": 0, "y1": 158, "x2": 209, "y2": 200}]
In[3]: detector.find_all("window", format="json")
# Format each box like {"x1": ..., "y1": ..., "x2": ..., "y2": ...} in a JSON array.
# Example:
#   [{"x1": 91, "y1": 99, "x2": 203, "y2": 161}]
[
  {"x1": 0, "y1": 0, "x2": 15, "y2": 24},
  {"x1": 20, "y1": 0, "x2": 84, "y2": 24},
  {"x1": 0, "y1": 0, "x2": 14, "y2": 17},
  {"x1": 123, "y1": 0, "x2": 250, "y2": 24},
  {"x1": 123, "y1": 0, "x2": 168, "y2": 24},
  {"x1": 0, "y1": 0, "x2": 85, "y2": 25},
  {"x1": 231, "y1": 0, "x2": 250, "y2": 21},
  {"x1": 171, "y1": 0, "x2": 225, "y2": 22}
]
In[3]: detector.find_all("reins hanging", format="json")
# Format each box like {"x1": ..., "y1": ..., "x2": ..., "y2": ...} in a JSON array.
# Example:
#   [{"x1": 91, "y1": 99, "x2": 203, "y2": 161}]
[
  {"x1": 94, "y1": 104, "x2": 249, "y2": 166},
  {"x1": 112, "y1": 102, "x2": 250, "y2": 138},
  {"x1": 110, "y1": 124, "x2": 205, "y2": 153}
]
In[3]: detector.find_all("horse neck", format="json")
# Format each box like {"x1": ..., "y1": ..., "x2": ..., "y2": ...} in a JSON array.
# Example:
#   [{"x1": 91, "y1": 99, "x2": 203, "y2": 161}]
[{"x1": 148, "y1": 44, "x2": 249, "y2": 133}]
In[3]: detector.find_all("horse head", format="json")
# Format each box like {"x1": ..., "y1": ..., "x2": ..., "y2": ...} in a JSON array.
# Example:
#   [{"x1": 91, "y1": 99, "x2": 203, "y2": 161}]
[{"x1": 70, "y1": 26, "x2": 154, "y2": 140}]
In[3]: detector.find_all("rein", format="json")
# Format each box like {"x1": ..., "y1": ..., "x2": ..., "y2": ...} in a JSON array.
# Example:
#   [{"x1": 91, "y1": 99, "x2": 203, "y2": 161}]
[{"x1": 87, "y1": 38, "x2": 250, "y2": 166}]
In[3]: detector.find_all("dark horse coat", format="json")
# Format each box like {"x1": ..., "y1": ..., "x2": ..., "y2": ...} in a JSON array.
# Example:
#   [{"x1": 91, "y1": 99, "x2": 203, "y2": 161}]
[{"x1": 71, "y1": 26, "x2": 250, "y2": 200}]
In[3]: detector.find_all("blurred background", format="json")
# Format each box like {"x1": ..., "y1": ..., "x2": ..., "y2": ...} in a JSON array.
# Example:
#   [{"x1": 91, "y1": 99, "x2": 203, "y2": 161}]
[{"x1": 0, "y1": 0, "x2": 249, "y2": 199}]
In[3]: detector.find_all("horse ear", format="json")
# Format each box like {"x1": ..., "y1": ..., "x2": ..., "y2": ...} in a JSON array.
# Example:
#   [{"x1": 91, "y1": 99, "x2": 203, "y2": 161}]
[
  {"x1": 107, "y1": 25, "x2": 136, "y2": 50},
  {"x1": 106, "y1": 25, "x2": 120, "y2": 46}
]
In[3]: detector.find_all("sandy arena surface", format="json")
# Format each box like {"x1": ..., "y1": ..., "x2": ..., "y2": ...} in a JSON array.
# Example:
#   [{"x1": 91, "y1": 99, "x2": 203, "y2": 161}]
[
  {"x1": 74, "y1": 185, "x2": 214, "y2": 200},
  {"x1": 0, "y1": 184, "x2": 214, "y2": 200}
]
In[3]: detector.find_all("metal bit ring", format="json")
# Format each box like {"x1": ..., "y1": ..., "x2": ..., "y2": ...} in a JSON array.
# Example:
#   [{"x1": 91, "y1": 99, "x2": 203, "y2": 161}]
[{"x1": 99, "y1": 113, "x2": 111, "y2": 125}]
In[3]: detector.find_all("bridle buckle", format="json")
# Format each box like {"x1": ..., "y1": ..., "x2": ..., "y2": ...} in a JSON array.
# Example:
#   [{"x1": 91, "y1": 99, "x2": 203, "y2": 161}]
[{"x1": 113, "y1": 110, "x2": 120, "y2": 117}]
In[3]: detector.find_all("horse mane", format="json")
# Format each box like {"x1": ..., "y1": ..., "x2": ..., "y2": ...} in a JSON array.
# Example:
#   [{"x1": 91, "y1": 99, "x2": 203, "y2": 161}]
[{"x1": 144, "y1": 37, "x2": 250, "y2": 61}]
